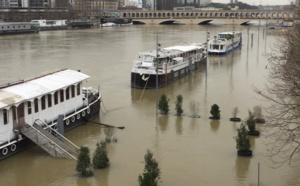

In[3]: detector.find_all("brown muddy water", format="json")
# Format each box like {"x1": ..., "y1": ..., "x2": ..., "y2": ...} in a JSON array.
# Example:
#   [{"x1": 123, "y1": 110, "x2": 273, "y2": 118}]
[{"x1": 0, "y1": 25, "x2": 299, "y2": 186}]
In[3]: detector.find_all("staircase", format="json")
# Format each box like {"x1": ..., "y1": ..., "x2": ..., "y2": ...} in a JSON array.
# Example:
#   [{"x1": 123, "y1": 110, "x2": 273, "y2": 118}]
[{"x1": 21, "y1": 119, "x2": 79, "y2": 160}]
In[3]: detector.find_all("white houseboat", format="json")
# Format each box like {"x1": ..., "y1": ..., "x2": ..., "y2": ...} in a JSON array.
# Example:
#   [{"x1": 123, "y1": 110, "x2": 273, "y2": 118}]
[
  {"x1": 207, "y1": 31, "x2": 242, "y2": 55},
  {"x1": 0, "y1": 69, "x2": 101, "y2": 160},
  {"x1": 30, "y1": 19, "x2": 68, "y2": 30},
  {"x1": 131, "y1": 43, "x2": 207, "y2": 89},
  {"x1": 0, "y1": 22, "x2": 39, "y2": 35}
]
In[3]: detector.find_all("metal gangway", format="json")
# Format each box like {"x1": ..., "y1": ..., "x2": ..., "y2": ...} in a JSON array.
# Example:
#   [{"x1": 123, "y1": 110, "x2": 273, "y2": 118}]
[{"x1": 21, "y1": 119, "x2": 79, "y2": 160}]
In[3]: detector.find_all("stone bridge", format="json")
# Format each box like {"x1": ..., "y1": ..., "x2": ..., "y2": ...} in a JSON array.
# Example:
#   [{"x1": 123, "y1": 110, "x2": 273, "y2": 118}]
[{"x1": 120, "y1": 9, "x2": 296, "y2": 25}]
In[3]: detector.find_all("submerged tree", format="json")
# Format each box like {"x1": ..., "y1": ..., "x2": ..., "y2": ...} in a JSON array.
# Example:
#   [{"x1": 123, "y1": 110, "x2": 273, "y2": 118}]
[
  {"x1": 189, "y1": 99, "x2": 200, "y2": 118},
  {"x1": 209, "y1": 104, "x2": 220, "y2": 119},
  {"x1": 138, "y1": 150, "x2": 161, "y2": 186},
  {"x1": 235, "y1": 123, "x2": 252, "y2": 156},
  {"x1": 246, "y1": 111, "x2": 260, "y2": 136},
  {"x1": 253, "y1": 105, "x2": 265, "y2": 123},
  {"x1": 230, "y1": 106, "x2": 241, "y2": 122},
  {"x1": 253, "y1": 5, "x2": 300, "y2": 166},
  {"x1": 104, "y1": 127, "x2": 117, "y2": 143},
  {"x1": 93, "y1": 141, "x2": 110, "y2": 169},
  {"x1": 175, "y1": 94, "x2": 183, "y2": 116},
  {"x1": 158, "y1": 94, "x2": 169, "y2": 115},
  {"x1": 76, "y1": 146, "x2": 93, "y2": 177}
]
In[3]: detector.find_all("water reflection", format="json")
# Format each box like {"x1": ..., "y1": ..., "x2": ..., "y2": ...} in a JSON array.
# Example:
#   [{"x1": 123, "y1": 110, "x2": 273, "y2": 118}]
[
  {"x1": 158, "y1": 115, "x2": 169, "y2": 133},
  {"x1": 175, "y1": 117, "x2": 183, "y2": 135},
  {"x1": 285, "y1": 167, "x2": 300, "y2": 186},
  {"x1": 235, "y1": 156, "x2": 251, "y2": 184},
  {"x1": 210, "y1": 120, "x2": 220, "y2": 133}
]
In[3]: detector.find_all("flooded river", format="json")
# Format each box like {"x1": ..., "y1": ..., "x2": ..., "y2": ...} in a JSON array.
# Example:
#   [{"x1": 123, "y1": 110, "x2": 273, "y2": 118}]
[{"x1": 0, "y1": 25, "x2": 299, "y2": 186}]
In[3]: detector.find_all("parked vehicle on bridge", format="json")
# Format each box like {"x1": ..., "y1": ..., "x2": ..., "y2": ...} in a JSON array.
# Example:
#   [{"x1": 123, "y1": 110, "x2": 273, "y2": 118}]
[
  {"x1": 207, "y1": 31, "x2": 242, "y2": 55},
  {"x1": 131, "y1": 43, "x2": 207, "y2": 89}
]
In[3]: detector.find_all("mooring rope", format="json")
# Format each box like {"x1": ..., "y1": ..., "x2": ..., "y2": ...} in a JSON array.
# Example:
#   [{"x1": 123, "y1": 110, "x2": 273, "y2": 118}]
[{"x1": 139, "y1": 75, "x2": 150, "y2": 102}]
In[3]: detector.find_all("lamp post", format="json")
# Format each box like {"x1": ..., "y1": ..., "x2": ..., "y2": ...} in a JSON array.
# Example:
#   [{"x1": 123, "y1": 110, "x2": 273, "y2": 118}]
[{"x1": 155, "y1": 33, "x2": 159, "y2": 116}]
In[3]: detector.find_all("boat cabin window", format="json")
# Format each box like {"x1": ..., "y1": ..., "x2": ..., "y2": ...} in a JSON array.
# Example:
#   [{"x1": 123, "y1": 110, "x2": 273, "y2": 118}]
[
  {"x1": 144, "y1": 55, "x2": 154, "y2": 62},
  {"x1": 41, "y1": 96, "x2": 46, "y2": 110},
  {"x1": 71, "y1": 85, "x2": 75, "y2": 98},
  {"x1": 213, "y1": 45, "x2": 219, "y2": 50},
  {"x1": 54, "y1": 91, "x2": 58, "y2": 105},
  {"x1": 66, "y1": 87, "x2": 70, "y2": 100},
  {"x1": 34, "y1": 98, "x2": 39, "y2": 113},
  {"x1": 48, "y1": 94, "x2": 52, "y2": 108},
  {"x1": 27, "y1": 101, "x2": 32, "y2": 115},
  {"x1": 60, "y1": 90, "x2": 64, "y2": 102},
  {"x1": 77, "y1": 84, "x2": 81, "y2": 96},
  {"x1": 3, "y1": 109, "x2": 8, "y2": 125}
]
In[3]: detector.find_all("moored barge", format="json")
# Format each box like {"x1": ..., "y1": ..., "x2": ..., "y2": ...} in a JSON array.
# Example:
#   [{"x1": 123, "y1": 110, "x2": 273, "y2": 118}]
[
  {"x1": 0, "y1": 22, "x2": 39, "y2": 35},
  {"x1": 0, "y1": 69, "x2": 101, "y2": 160},
  {"x1": 131, "y1": 43, "x2": 207, "y2": 89},
  {"x1": 30, "y1": 19, "x2": 68, "y2": 30}
]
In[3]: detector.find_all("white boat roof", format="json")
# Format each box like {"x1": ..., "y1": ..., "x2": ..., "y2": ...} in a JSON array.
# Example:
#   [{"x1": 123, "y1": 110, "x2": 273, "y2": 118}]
[
  {"x1": 218, "y1": 31, "x2": 241, "y2": 35},
  {"x1": 0, "y1": 69, "x2": 89, "y2": 109},
  {"x1": 164, "y1": 45, "x2": 200, "y2": 52},
  {"x1": 138, "y1": 43, "x2": 204, "y2": 58}
]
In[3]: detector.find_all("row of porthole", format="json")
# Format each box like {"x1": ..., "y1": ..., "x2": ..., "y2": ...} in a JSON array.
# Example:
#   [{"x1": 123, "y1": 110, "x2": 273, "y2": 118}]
[
  {"x1": 65, "y1": 108, "x2": 90, "y2": 126},
  {"x1": 1, "y1": 143, "x2": 17, "y2": 156}
]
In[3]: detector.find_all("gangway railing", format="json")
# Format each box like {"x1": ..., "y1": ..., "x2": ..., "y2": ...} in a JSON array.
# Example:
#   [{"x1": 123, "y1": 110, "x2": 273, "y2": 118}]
[{"x1": 21, "y1": 119, "x2": 79, "y2": 160}]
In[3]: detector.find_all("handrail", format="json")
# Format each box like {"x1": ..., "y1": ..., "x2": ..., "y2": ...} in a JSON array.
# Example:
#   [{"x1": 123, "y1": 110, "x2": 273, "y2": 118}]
[{"x1": 23, "y1": 123, "x2": 77, "y2": 160}]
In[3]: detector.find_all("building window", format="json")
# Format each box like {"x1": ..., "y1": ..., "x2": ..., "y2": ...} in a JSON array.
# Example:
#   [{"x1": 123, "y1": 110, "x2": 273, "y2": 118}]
[
  {"x1": 41, "y1": 96, "x2": 46, "y2": 110},
  {"x1": 60, "y1": 89, "x2": 64, "y2": 102},
  {"x1": 71, "y1": 85, "x2": 75, "y2": 98},
  {"x1": 66, "y1": 87, "x2": 70, "y2": 100},
  {"x1": 54, "y1": 91, "x2": 58, "y2": 105},
  {"x1": 77, "y1": 84, "x2": 81, "y2": 96},
  {"x1": 34, "y1": 99, "x2": 39, "y2": 113},
  {"x1": 3, "y1": 109, "x2": 8, "y2": 125},
  {"x1": 28, "y1": 101, "x2": 32, "y2": 115},
  {"x1": 48, "y1": 94, "x2": 52, "y2": 107}
]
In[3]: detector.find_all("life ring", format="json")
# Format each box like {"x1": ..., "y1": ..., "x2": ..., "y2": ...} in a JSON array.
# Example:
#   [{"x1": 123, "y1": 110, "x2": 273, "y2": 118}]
[
  {"x1": 81, "y1": 111, "x2": 86, "y2": 117},
  {"x1": 53, "y1": 125, "x2": 58, "y2": 130},
  {"x1": 2, "y1": 148, "x2": 8, "y2": 155},
  {"x1": 87, "y1": 108, "x2": 91, "y2": 114},
  {"x1": 11, "y1": 144, "x2": 16, "y2": 152},
  {"x1": 65, "y1": 119, "x2": 70, "y2": 125},
  {"x1": 76, "y1": 114, "x2": 81, "y2": 120},
  {"x1": 71, "y1": 116, "x2": 75, "y2": 123}
]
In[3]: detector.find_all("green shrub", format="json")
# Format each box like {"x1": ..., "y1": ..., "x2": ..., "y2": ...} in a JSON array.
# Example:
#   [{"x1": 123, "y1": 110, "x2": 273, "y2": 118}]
[
  {"x1": 158, "y1": 94, "x2": 169, "y2": 114},
  {"x1": 175, "y1": 94, "x2": 183, "y2": 116},
  {"x1": 92, "y1": 141, "x2": 110, "y2": 169},
  {"x1": 76, "y1": 146, "x2": 93, "y2": 177},
  {"x1": 138, "y1": 150, "x2": 161, "y2": 186},
  {"x1": 210, "y1": 104, "x2": 220, "y2": 119},
  {"x1": 235, "y1": 124, "x2": 251, "y2": 151},
  {"x1": 246, "y1": 111, "x2": 256, "y2": 132}
]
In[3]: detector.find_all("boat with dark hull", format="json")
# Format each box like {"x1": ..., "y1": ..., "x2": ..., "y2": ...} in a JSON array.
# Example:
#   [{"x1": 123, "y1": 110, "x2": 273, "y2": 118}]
[
  {"x1": 100, "y1": 17, "x2": 132, "y2": 27},
  {"x1": 0, "y1": 22, "x2": 39, "y2": 35},
  {"x1": 131, "y1": 43, "x2": 207, "y2": 89},
  {"x1": 0, "y1": 69, "x2": 101, "y2": 160}
]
